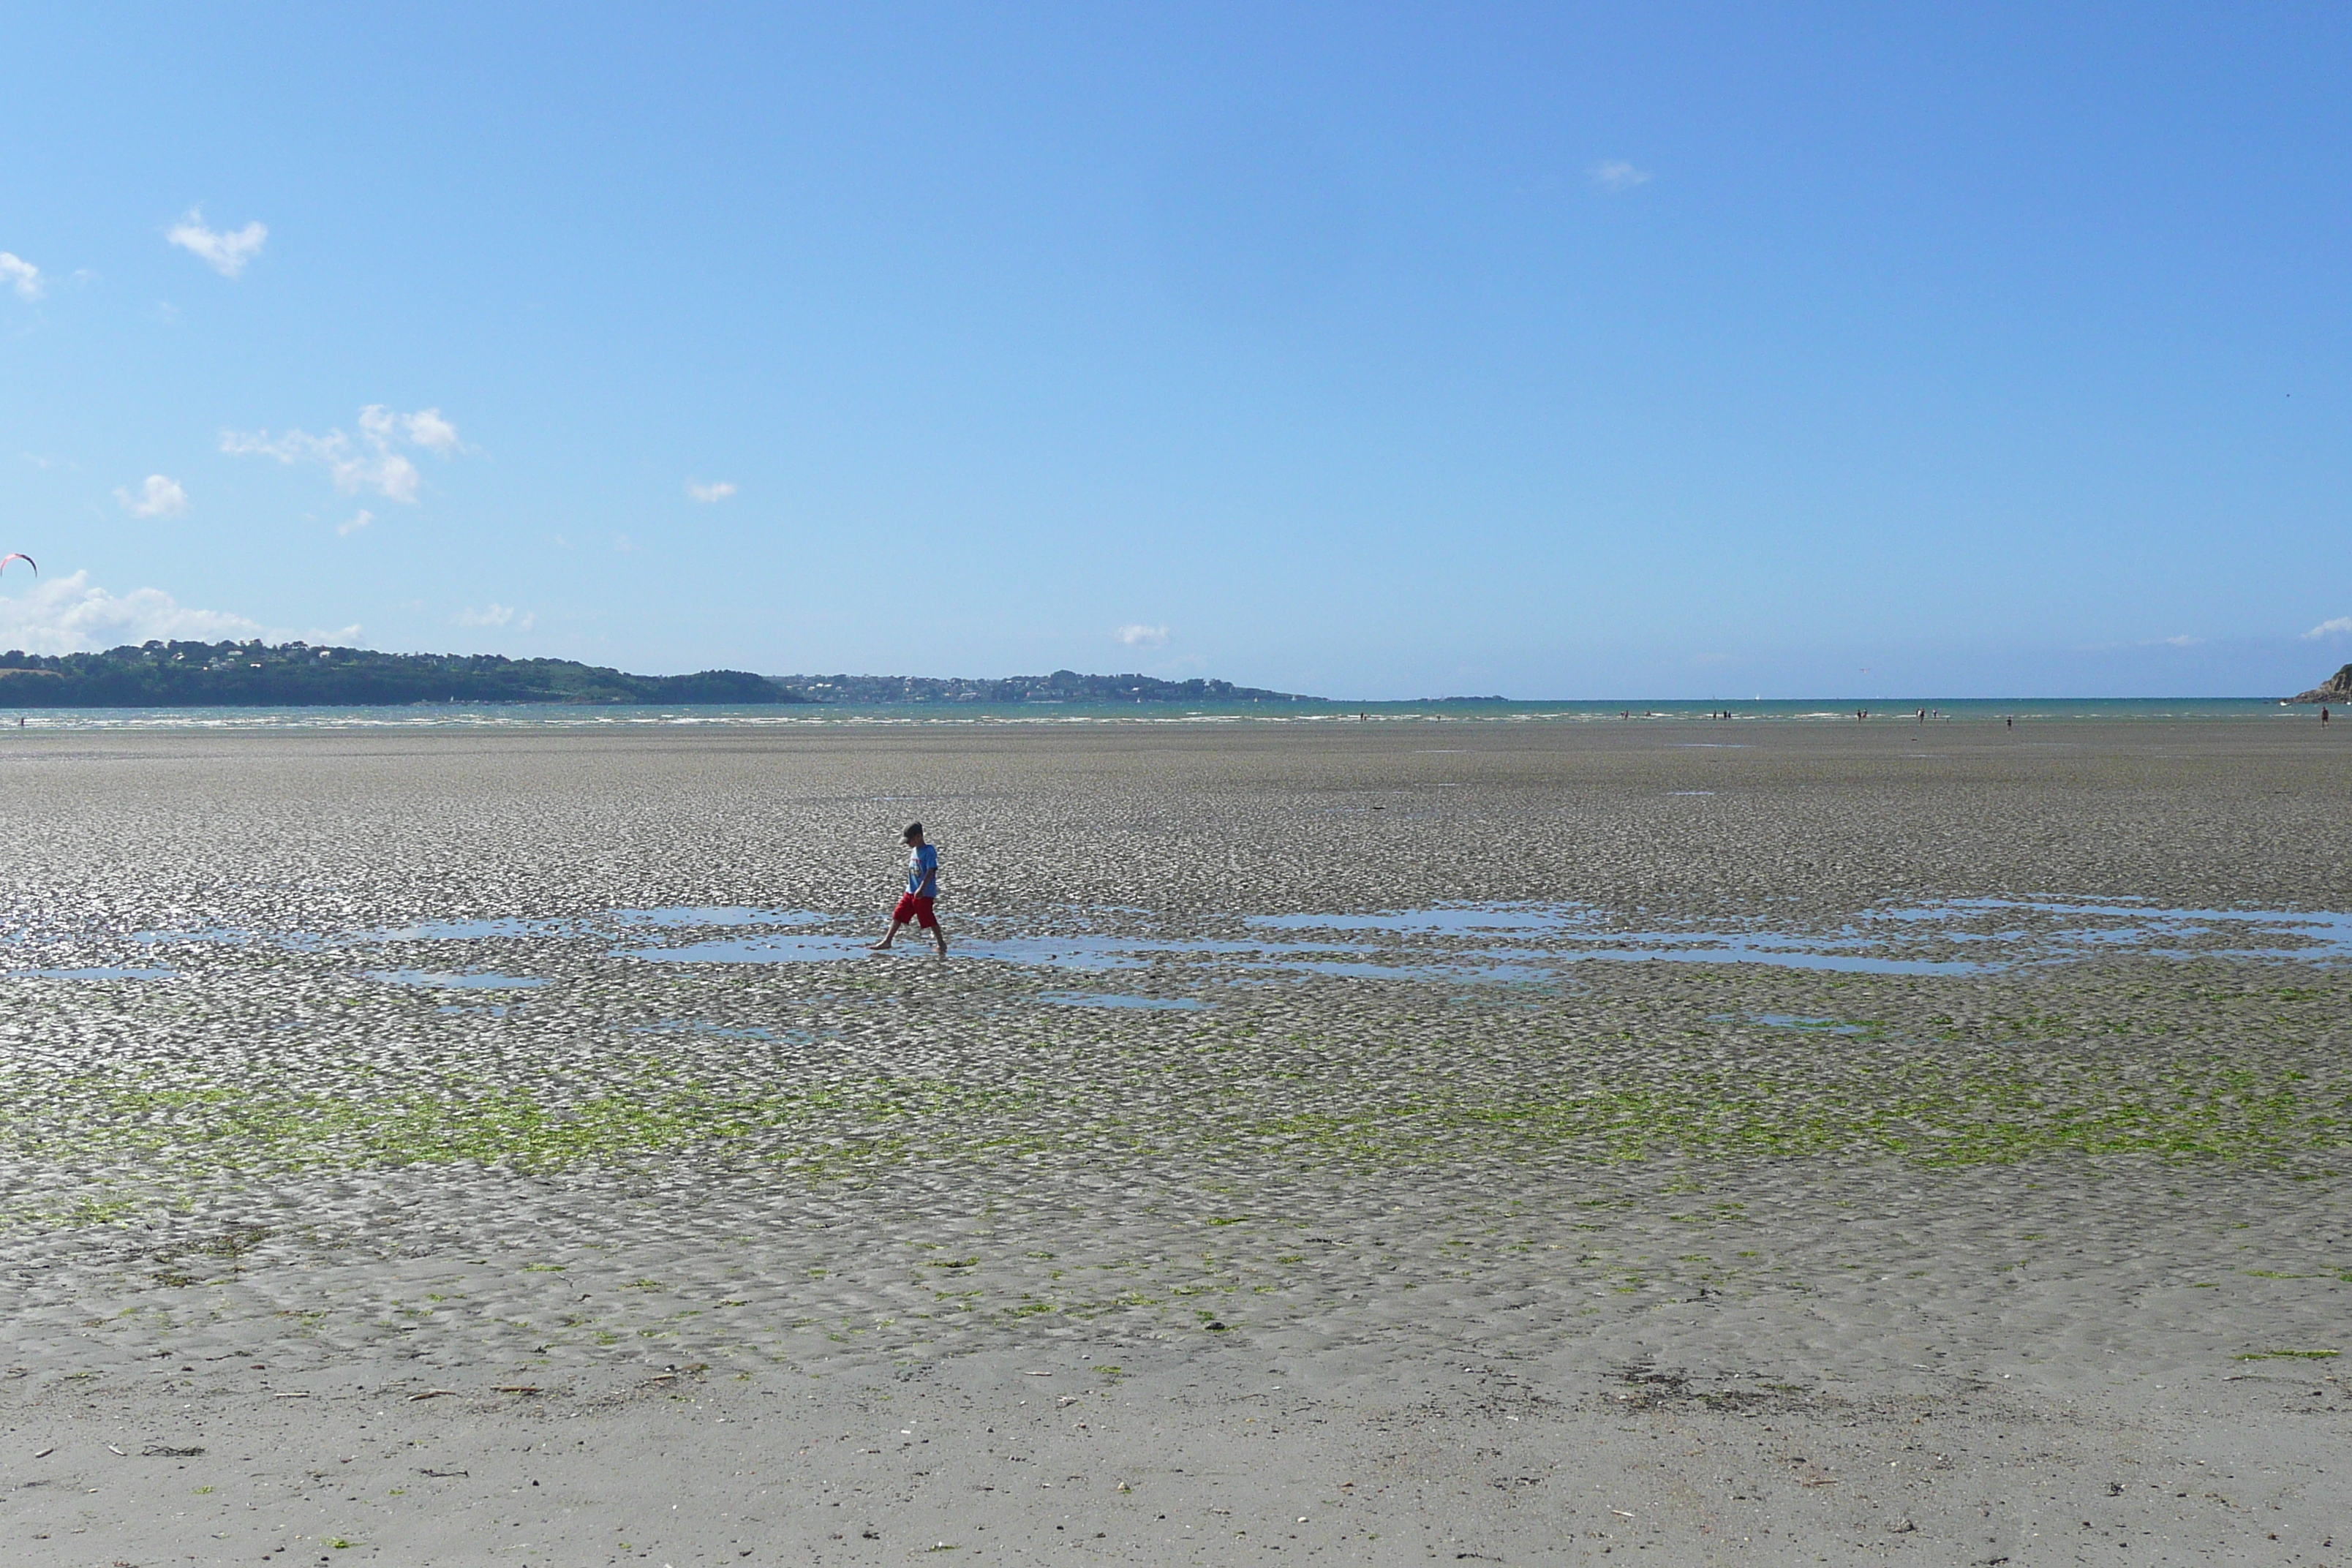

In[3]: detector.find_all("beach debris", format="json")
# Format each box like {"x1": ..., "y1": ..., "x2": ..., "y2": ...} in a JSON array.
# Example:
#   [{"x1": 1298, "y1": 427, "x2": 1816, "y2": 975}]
[
  {"x1": 32, "y1": 1446, "x2": 53, "y2": 1458},
  {"x1": 143, "y1": 1444, "x2": 205, "y2": 1457},
  {"x1": 105, "y1": 1443, "x2": 125, "y2": 1455},
  {"x1": 1022, "y1": 1370, "x2": 1055, "y2": 1376},
  {"x1": 493, "y1": 1384, "x2": 542, "y2": 1395},
  {"x1": 1610, "y1": 1509, "x2": 1635, "y2": 1519},
  {"x1": 272, "y1": 1391, "x2": 311, "y2": 1399},
  {"x1": 418, "y1": 1468, "x2": 469, "y2": 1477},
  {"x1": 408, "y1": 1388, "x2": 464, "y2": 1401},
  {"x1": 0, "y1": 553, "x2": 33, "y2": 577}
]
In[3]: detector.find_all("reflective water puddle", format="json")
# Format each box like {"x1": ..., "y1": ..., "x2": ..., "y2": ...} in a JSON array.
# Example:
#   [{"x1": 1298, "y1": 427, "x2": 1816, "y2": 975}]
[
  {"x1": 1246, "y1": 897, "x2": 2352, "y2": 975},
  {"x1": 623, "y1": 932, "x2": 876, "y2": 964},
  {"x1": 954, "y1": 934, "x2": 1264, "y2": 969},
  {"x1": 1248, "y1": 906, "x2": 1984, "y2": 975},
  {"x1": 1869, "y1": 897, "x2": 2352, "y2": 960},
  {"x1": 628, "y1": 1018, "x2": 823, "y2": 1043},
  {"x1": 369, "y1": 907, "x2": 828, "y2": 943},
  {"x1": 370, "y1": 970, "x2": 551, "y2": 990},
  {"x1": 8, "y1": 966, "x2": 178, "y2": 981},
  {"x1": 1716, "y1": 1014, "x2": 1874, "y2": 1034},
  {"x1": 99, "y1": 892, "x2": 2352, "y2": 990}
]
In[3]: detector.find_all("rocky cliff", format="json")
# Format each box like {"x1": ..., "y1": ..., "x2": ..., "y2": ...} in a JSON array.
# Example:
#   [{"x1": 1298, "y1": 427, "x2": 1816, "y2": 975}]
[{"x1": 2289, "y1": 663, "x2": 2352, "y2": 703}]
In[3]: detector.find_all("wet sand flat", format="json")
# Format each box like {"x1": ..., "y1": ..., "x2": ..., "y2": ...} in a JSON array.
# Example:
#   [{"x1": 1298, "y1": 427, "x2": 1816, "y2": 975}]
[{"x1": 1, "y1": 718, "x2": 2348, "y2": 1564}]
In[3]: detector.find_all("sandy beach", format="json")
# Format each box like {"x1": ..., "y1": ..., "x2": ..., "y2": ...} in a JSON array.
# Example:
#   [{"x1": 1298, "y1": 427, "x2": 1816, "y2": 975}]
[{"x1": 2, "y1": 717, "x2": 2347, "y2": 1565}]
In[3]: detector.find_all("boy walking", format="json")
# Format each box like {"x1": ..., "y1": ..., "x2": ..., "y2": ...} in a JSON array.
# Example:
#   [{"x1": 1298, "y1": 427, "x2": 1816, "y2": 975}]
[{"x1": 870, "y1": 822, "x2": 946, "y2": 956}]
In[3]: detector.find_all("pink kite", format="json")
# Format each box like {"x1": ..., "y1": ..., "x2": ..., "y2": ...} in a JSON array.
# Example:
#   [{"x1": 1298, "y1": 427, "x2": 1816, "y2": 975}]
[{"x1": 0, "y1": 554, "x2": 32, "y2": 576}]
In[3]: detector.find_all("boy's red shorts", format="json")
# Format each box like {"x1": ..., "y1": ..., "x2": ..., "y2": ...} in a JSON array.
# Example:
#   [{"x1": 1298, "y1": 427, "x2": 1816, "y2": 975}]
[{"x1": 892, "y1": 894, "x2": 938, "y2": 929}]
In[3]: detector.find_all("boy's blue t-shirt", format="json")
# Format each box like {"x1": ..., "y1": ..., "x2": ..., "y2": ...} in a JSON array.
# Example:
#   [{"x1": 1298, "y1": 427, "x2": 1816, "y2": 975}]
[{"x1": 906, "y1": 843, "x2": 939, "y2": 897}]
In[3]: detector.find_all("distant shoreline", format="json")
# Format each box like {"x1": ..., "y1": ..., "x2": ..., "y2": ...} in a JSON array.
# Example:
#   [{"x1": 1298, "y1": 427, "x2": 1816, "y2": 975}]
[
  {"x1": 0, "y1": 640, "x2": 1320, "y2": 708},
  {"x1": 0, "y1": 696, "x2": 2318, "y2": 729}
]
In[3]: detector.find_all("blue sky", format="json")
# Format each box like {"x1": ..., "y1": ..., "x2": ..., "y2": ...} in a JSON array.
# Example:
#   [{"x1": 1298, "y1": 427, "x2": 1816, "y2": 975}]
[{"x1": 3, "y1": 2, "x2": 2348, "y2": 699}]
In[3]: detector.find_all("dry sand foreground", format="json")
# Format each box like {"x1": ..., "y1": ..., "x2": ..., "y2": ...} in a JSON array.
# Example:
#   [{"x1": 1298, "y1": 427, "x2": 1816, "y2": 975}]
[{"x1": 1, "y1": 718, "x2": 2347, "y2": 1567}]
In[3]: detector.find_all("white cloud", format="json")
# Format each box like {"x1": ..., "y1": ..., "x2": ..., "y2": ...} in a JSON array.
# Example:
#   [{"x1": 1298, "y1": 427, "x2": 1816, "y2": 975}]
[
  {"x1": 1115, "y1": 624, "x2": 1170, "y2": 648},
  {"x1": 166, "y1": 208, "x2": 268, "y2": 277},
  {"x1": 2302, "y1": 617, "x2": 2352, "y2": 640},
  {"x1": 337, "y1": 509, "x2": 373, "y2": 536},
  {"x1": 221, "y1": 404, "x2": 467, "y2": 503},
  {"x1": 0, "y1": 252, "x2": 42, "y2": 301},
  {"x1": 455, "y1": 603, "x2": 532, "y2": 630},
  {"x1": 0, "y1": 570, "x2": 262, "y2": 654},
  {"x1": 2160, "y1": 634, "x2": 2201, "y2": 648},
  {"x1": 115, "y1": 474, "x2": 189, "y2": 518},
  {"x1": 1592, "y1": 160, "x2": 1652, "y2": 192},
  {"x1": 360, "y1": 404, "x2": 464, "y2": 455},
  {"x1": 686, "y1": 480, "x2": 736, "y2": 503}
]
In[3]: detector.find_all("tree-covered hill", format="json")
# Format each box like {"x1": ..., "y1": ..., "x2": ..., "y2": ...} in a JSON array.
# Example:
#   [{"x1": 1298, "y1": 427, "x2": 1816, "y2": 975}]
[
  {"x1": 0, "y1": 642, "x2": 1323, "y2": 708},
  {"x1": 0, "y1": 641, "x2": 795, "y2": 706}
]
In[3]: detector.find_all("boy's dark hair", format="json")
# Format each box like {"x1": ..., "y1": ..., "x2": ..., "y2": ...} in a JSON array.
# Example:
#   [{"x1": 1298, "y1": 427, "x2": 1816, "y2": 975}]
[{"x1": 903, "y1": 822, "x2": 923, "y2": 839}]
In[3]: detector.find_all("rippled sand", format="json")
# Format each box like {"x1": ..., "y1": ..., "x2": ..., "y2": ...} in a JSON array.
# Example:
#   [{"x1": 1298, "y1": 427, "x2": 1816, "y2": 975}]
[{"x1": 2, "y1": 719, "x2": 2347, "y2": 1563}]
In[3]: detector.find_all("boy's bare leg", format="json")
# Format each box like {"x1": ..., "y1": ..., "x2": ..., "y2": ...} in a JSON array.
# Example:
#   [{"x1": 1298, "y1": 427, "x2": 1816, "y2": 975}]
[
  {"x1": 930, "y1": 921, "x2": 947, "y2": 958},
  {"x1": 870, "y1": 919, "x2": 905, "y2": 951}
]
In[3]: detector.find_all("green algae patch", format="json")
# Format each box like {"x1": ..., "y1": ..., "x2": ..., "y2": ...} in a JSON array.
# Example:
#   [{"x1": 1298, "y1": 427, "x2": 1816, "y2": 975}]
[
  {"x1": 1439, "y1": 1060, "x2": 2349, "y2": 1167},
  {"x1": 5, "y1": 1044, "x2": 2346, "y2": 1231},
  {"x1": 1218, "y1": 1057, "x2": 2348, "y2": 1170},
  {"x1": 0, "y1": 1065, "x2": 1048, "y2": 1212},
  {"x1": 7, "y1": 961, "x2": 2351, "y2": 1235}
]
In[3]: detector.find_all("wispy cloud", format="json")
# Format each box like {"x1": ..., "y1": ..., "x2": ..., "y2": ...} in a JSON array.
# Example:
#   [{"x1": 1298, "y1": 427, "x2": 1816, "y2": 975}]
[
  {"x1": 337, "y1": 509, "x2": 373, "y2": 536},
  {"x1": 686, "y1": 480, "x2": 736, "y2": 503},
  {"x1": 221, "y1": 405, "x2": 467, "y2": 503},
  {"x1": 363, "y1": 404, "x2": 463, "y2": 455},
  {"x1": 455, "y1": 603, "x2": 532, "y2": 630},
  {"x1": 0, "y1": 570, "x2": 262, "y2": 654},
  {"x1": 2305, "y1": 617, "x2": 2352, "y2": 640},
  {"x1": 1591, "y1": 160, "x2": 1651, "y2": 192},
  {"x1": 0, "y1": 252, "x2": 42, "y2": 301},
  {"x1": 115, "y1": 474, "x2": 189, "y2": 518},
  {"x1": 1115, "y1": 624, "x2": 1170, "y2": 648},
  {"x1": 166, "y1": 208, "x2": 268, "y2": 278}
]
